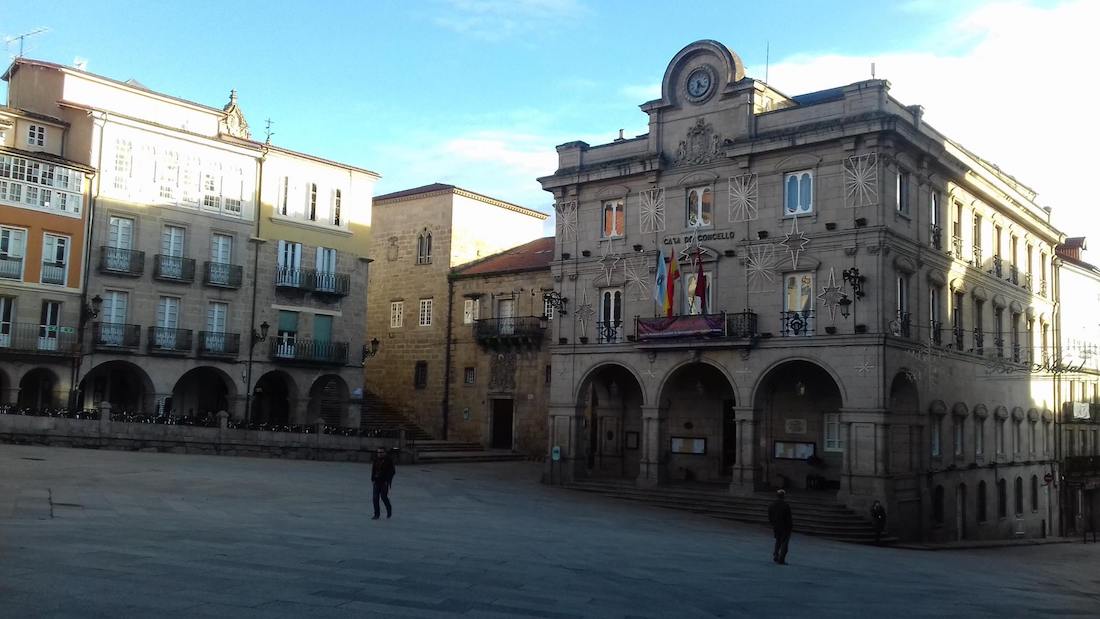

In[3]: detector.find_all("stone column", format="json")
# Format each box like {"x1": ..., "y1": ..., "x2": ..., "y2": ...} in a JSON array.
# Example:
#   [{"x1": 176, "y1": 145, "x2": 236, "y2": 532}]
[
  {"x1": 544, "y1": 403, "x2": 581, "y2": 484},
  {"x1": 728, "y1": 406, "x2": 757, "y2": 496},
  {"x1": 637, "y1": 405, "x2": 665, "y2": 487}
]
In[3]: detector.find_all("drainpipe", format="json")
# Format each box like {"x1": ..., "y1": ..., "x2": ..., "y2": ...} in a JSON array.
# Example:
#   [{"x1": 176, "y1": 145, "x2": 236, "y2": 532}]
[
  {"x1": 442, "y1": 272, "x2": 455, "y2": 440},
  {"x1": 243, "y1": 145, "x2": 267, "y2": 424},
  {"x1": 71, "y1": 111, "x2": 105, "y2": 410}
]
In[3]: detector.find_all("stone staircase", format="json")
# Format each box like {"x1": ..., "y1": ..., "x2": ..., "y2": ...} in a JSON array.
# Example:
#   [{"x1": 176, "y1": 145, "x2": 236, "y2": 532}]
[
  {"x1": 414, "y1": 440, "x2": 528, "y2": 464},
  {"x1": 359, "y1": 392, "x2": 434, "y2": 441},
  {"x1": 563, "y1": 479, "x2": 896, "y2": 545}
]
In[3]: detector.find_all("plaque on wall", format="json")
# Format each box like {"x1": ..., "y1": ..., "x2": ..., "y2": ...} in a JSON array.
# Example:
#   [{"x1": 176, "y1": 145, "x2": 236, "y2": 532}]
[
  {"x1": 670, "y1": 437, "x2": 706, "y2": 455},
  {"x1": 773, "y1": 441, "x2": 816, "y2": 460},
  {"x1": 625, "y1": 431, "x2": 640, "y2": 450},
  {"x1": 784, "y1": 419, "x2": 807, "y2": 434}
]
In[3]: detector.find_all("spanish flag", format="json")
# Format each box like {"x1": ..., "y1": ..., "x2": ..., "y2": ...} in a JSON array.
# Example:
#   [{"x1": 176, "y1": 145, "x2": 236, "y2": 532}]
[{"x1": 665, "y1": 245, "x2": 681, "y2": 316}]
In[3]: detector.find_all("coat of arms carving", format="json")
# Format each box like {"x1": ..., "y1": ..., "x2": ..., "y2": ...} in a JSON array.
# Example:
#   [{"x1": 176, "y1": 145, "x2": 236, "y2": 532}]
[
  {"x1": 489, "y1": 353, "x2": 517, "y2": 391},
  {"x1": 673, "y1": 118, "x2": 723, "y2": 166}
]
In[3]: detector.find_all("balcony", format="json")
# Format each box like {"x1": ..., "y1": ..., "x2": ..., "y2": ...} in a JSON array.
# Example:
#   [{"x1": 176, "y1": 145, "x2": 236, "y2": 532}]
[
  {"x1": 1024, "y1": 272, "x2": 1032, "y2": 291},
  {"x1": 930, "y1": 321, "x2": 943, "y2": 345},
  {"x1": 893, "y1": 312, "x2": 911, "y2": 338},
  {"x1": 973, "y1": 329, "x2": 985, "y2": 356},
  {"x1": 312, "y1": 270, "x2": 351, "y2": 297},
  {"x1": 634, "y1": 312, "x2": 758, "y2": 349},
  {"x1": 274, "y1": 267, "x2": 314, "y2": 291},
  {"x1": 270, "y1": 337, "x2": 349, "y2": 364},
  {"x1": 972, "y1": 246, "x2": 983, "y2": 267},
  {"x1": 929, "y1": 224, "x2": 942, "y2": 250},
  {"x1": 1040, "y1": 279, "x2": 1048, "y2": 297},
  {"x1": 1012, "y1": 343, "x2": 1021, "y2": 363},
  {"x1": 0, "y1": 255, "x2": 23, "y2": 279},
  {"x1": 994, "y1": 337, "x2": 1004, "y2": 359},
  {"x1": 780, "y1": 310, "x2": 814, "y2": 337},
  {"x1": 991, "y1": 255, "x2": 1003, "y2": 278},
  {"x1": 475, "y1": 316, "x2": 545, "y2": 348},
  {"x1": 952, "y1": 235, "x2": 964, "y2": 260},
  {"x1": 99, "y1": 247, "x2": 144, "y2": 277},
  {"x1": 93, "y1": 322, "x2": 141, "y2": 351},
  {"x1": 41, "y1": 262, "x2": 66, "y2": 285},
  {"x1": 0, "y1": 322, "x2": 79, "y2": 355},
  {"x1": 197, "y1": 331, "x2": 240, "y2": 357},
  {"x1": 153, "y1": 255, "x2": 196, "y2": 283},
  {"x1": 147, "y1": 327, "x2": 193, "y2": 354},
  {"x1": 1009, "y1": 265, "x2": 1019, "y2": 285},
  {"x1": 953, "y1": 326, "x2": 965, "y2": 349},
  {"x1": 203, "y1": 261, "x2": 243, "y2": 289}
]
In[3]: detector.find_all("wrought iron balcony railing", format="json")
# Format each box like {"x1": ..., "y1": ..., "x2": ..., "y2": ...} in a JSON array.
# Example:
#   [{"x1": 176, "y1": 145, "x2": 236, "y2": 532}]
[
  {"x1": 269, "y1": 337, "x2": 349, "y2": 364},
  {"x1": 474, "y1": 316, "x2": 545, "y2": 343},
  {"x1": 1040, "y1": 279, "x2": 1048, "y2": 297},
  {"x1": 147, "y1": 327, "x2": 193, "y2": 353},
  {"x1": 929, "y1": 224, "x2": 942, "y2": 250},
  {"x1": 197, "y1": 331, "x2": 240, "y2": 357},
  {"x1": 780, "y1": 310, "x2": 814, "y2": 337},
  {"x1": 930, "y1": 321, "x2": 943, "y2": 345},
  {"x1": 274, "y1": 267, "x2": 313, "y2": 290},
  {"x1": 991, "y1": 255, "x2": 1003, "y2": 278},
  {"x1": 994, "y1": 336, "x2": 1004, "y2": 358},
  {"x1": 973, "y1": 328, "x2": 985, "y2": 356},
  {"x1": 1009, "y1": 265, "x2": 1019, "y2": 285},
  {"x1": 1024, "y1": 272, "x2": 1033, "y2": 291},
  {"x1": 952, "y1": 235, "x2": 964, "y2": 260},
  {"x1": 93, "y1": 322, "x2": 141, "y2": 350},
  {"x1": 894, "y1": 312, "x2": 911, "y2": 338},
  {"x1": 596, "y1": 320, "x2": 624, "y2": 343},
  {"x1": 203, "y1": 261, "x2": 243, "y2": 289},
  {"x1": 973, "y1": 246, "x2": 983, "y2": 267},
  {"x1": 953, "y1": 326, "x2": 965, "y2": 349},
  {"x1": 99, "y1": 246, "x2": 145, "y2": 276},
  {"x1": 153, "y1": 255, "x2": 196, "y2": 283},
  {"x1": 635, "y1": 311, "x2": 757, "y2": 343},
  {"x1": 1012, "y1": 342, "x2": 1021, "y2": 363},
  {"x1": 0, "y1": 255, "x2": 23, "y2": 279},
  {"x1": 727, "y1": 311, "x2": 758, "y2": 339},
  {"x1": 0, "y1": 322, "x2": 78, "y2": 354},
  {"x1": 312, "y1": 270, "x2": 351, "y2": 297},
  {"x1": 41, "y1": 262, "x2": 66, "y2": 285}
]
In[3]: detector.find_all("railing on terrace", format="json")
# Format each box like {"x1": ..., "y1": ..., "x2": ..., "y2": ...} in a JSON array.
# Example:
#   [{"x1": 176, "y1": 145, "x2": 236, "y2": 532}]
[
  {"x1": 93, "y1": 322, "x2": 141, "y2": 350},
  {"x1": 894, "y1": 312, "x2": 911, "y2": 338},
  {"x1": 1013, "y1": 343, "x2": 1022, "y2": 363},
  {"x1": 929, "y1": 224, "x2": 942, "y2": 250},
  {"x1": 596, "y1": 320, "x2": 624, "y2": 343},
  {"x1": 203, "y1": 261, "x2": 243, "y2": 288},
  {"x1": 953, "y1": 326, "x2": 965, "y2": 349},
  {"x1": 270, "y1": 337, "x2": 349, "y2": 364},
  {"x1": 952, "y1": 235, "x2": 964, "y2": 260},
  {"x1": 197, "y1": 331, "x2": 240, "y2": 357},
  {"x1": 1009, "y1": 265, "x2": 1019, "y2": 285},
  {"x1": 313, "y1": 271, "x2": 351, "y2": 297},
  {"x1": 930, "y1": 321, "x2": 943, "y2": 345},
  {"x1": 147, "y1": 327, "x2": 193, "y2": 354},
  {"x1": 41, "y1": 262, "x2": 66, "y2": 285},
  {"x1": 474, "y1": 316, "x2": 545, "y2": 341},
  {"x1": 973, "y1": 328, "x2": 985, "y2": 356},
  {"x1": 635, "y1": 311, "x2": 758, "y2": 342},
  {"x1": 780, "y1": 310, "x2": 814, "y2": 337},
  {"x1": 99, "y1": 246, "x2": 144, "y2": 276},
  {"x1": 994, "y1": 337, "x2": 1005, "y2": 358},
  {"x1": 0, "y1": 255, "x2": 23, "y2": 279},
  {"x1": 0, "y1": 322, "x2": 79, "y2": 354},
  {"x1": 992, "y1": 255, "x2": 1003, "y2": 278},
  {"x1": 154, "y1": 255, "x2": 196, "y2": 283}
]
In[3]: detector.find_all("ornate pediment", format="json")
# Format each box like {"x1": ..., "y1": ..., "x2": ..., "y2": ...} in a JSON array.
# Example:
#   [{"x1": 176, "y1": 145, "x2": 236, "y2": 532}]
[
  {"x1": 673, "y1": 118, "x2": 723, "y2": 166},
  {"x1": 219, "y1": 89, "x2": 251, "y2": 139}
]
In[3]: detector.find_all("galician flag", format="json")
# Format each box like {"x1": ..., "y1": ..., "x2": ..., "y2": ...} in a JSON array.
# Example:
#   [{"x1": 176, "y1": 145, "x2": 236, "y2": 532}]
[
  {"x1": 653, "y1": 247, "x2": 667, "y2": 308},
  {"x1": 665, "y1": 245, "x2": 681, "y2": 317}
]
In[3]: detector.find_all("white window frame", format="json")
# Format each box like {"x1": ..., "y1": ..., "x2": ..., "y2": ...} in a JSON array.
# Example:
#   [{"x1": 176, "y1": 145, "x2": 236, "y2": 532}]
[
  {"x1": 685, "y1": 186, "x2": 713, "y2": 228},
  {"x1": 598, "y1": 287, "x2": 623, "y2": 343},
  {"x1": 463, "y1": 299, "x2": 479, "y2": 325},
  {"x1": 824, "y1": 412, "x2": 843, "y2": 452},
  {"x1": 38, "y1": 300, "x2": 61, "y2": 351},
  {"x1": 896, "y1": 169, "x2": 910, "y2": 215},
  {"x1": 782, "y1": 271, "x2": 815, "y2": 336},
  {"x1": 42, "y1": 233, "x2": 69, "y2": 286},
  {"x1": 601, "y1": 198, "x2": 625, "y2": 238},
  {"x1": 27, "y1": 124, "x2": 45, "y2": 147},
  {"x1": 543, "y1": 295, "x2": 554, "y2": 320},
  {"x1": 417, "y1": 231, "x2": 432, "y2": 265},
  {"x1": 390, "y1": 301, "x2": 404, "y2": 328},
  {"x1": 783, "y1": 170, "x2": 813, "y2": 216},
  {"x1": 418, "y1": 299, "x2": 432, "y2": 327},
  {"x1": 0, "y1": 226, "x2": 27, "y2": 281}
]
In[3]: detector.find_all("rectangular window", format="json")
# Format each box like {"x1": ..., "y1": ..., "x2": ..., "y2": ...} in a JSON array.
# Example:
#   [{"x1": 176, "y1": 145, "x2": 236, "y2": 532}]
[
  {"x1": 308, "y1": 183, "x2": 318, "y2": 221},
  {"x1": 464, "y1": 367, "x2": 475, "y2": 385},
  {"x1": 414, "y1": 361, "x2": 428, "y2": 389},
  {"x1": 417, "y1": 232, "x2": 432, "y2": 264},
  {"x1": 202, "y1": 172, "x2": 220, "y2": 209},
  {"x1": 419, "y1": 299, "x2": 433, "y2": 327},
  {"x1": 27, "y1": 124, "x2": 45, "y2": 147},
  {"x1": 154, "y1": 296, "x2": 182, "y2": 350},
  {"x1": 974, "y1": 300, "x2": 985, "y2": 355},
  {"x1": 973, "y1": 214, "x2": 982, "y2": 251},
  {"x1": 601, "y1": 198, "x2": 625, "y2": 238},
  {"x1": 204, "y1": 302, "x2": 229, "y2": 353},
  {"x1": 0, "y1": 227, "x2": 27, "y2": 280},
  {"x1": 896, "y1": 274, "x2": 910, "y2": 335},
  {"x1": 276, "y1": 240, "x2": 302, "y2": 285},
  {"x1": 682, "y1": 270, "x2": 713, "y2": 315},
  {"x1": 931, "y1": 415, "x2": 942, "y2": 457},
  {"x1": 784, "y1": 170, "x2": 813, "y2": 216},
  {"x1": 275, "y1": 310, "x2": 299, "y2": 357},
  {"x1": 782, "y1": 272, "x2": 814, "y2": 336},
  {"x1": 158, "y1": 151, "x2": 179, "y2": 200},
  {"x1": 546, "y1": 364, "x2": 552, "y2": 385},
  {"x1": 315, "y1": 247, "x2": 337, "y2": 292},
  {"x1": 0, "y1": 296, "x2": 13, "y2": 347},
  {"x1": 824, "y1": 413, "x2": 843, "y2": 452},
  {"x1": 996, "y1": 419, "x2": 1005, "y2": 455},
  {"x1": 929, "y1": 287, "x2": 941, "y2": 342},
  {"x1": 42, "y1": 234, "x2": 68, "y2": 285},
  {"x1": 390, "y1": 301, "x2": 404, "y2": 328},
  {"x1": 975, "y1": 419, "x2": 985, "y2": 456},
  {"x1": 953, "y1": 417, "x2": 964, "y2": 456},
  {"x1": 313, "y1": 314, "x2": 333, "y2": 343},
  {"x1": 279, "y1": 177, "x2": 289, "y2": 216},
  {"x1": 332, "y1": 189, "x2": 342, "y2": 226},
  {"x1": 38, "y1": 300, "x2": 61, "y2": 351},
  {"x1": 543, "y1": 294, "x2": 555, "y2": 321},
  {"x1": 1030, "y1": 423, "x2": 1037, "y2": 456},
  {"x1": 463, "y1": 298, "x2": 479, "y2": 324},
  {"x1": 598, "y1": 288, "x2": 623, "y2": 343},
  {"x1": 686, "y1": 186, "x2": 713, "y2": 227},
  {"x1": 896, "y1": 170, "x2": 910, "y2": 215}
]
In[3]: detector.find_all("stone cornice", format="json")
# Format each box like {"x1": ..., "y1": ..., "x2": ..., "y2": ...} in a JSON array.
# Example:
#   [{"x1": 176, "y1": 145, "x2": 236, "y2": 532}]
[{"x1": 375, "y1": 186, "x2": 547, "y2": 221}]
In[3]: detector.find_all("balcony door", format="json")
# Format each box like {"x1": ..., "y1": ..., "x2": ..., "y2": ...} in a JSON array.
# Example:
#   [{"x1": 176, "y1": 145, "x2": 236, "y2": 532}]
[
  {"x1": 783, "y1": 272, "x2": 814, "y2": 336},
  {"x1": 276, "y1": 310, "x2": 298, "y2": 357},
  {"x1": 107, "y1": 216, "x2": 134, "y2": 271},
  {"x1": 0, "y1": 227, "x2": 26, "y2": 280},
  {"x1": 209, "y1": 234, "x2": 233, "y2": 285},
  {"x1": 497, "y1": 298, "x2": 515, "y2": 335},
  {"x1": 156, "y1": 296, "x2": 180, "y2": 349},
  {"x1": 0, "y1": 297, "x2": 13, "y2": 347},
  {"x1": 599, "y1": 288, "x2": 623, "y2": 343},
  {"x1": 101, "y1": 291, "x2": 128, "y2": 345},
  {"x1": 38, "y1": 301, "x2": 60, "y2": 351},
  {"x1": 313, "y1": 314, "x2": 333, "y2": 359},
  {"x1": 160, "y1": 225, "x2": 185, "y2": 279},
  {"x1": 316, "y1": 247, "x2": 337, "y2": 292},
  {"x1": 206, "y1": 302, "x2": 228, "y2": 352},
  {"x1": 276, "y1": 240, "x2": 302, "y2": 286}
]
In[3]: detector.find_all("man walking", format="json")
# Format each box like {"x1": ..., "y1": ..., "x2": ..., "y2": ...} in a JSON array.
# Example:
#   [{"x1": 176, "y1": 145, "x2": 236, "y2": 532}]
[
  {"x1": 768, "y1": 489, "x2": 793, "y2": 564},
  {"x1": 371, "y1": 448, "x2": 395, "y2": 520},
  {"x1": 870, "y1": 500, "x2": 887, "y2": 544}
]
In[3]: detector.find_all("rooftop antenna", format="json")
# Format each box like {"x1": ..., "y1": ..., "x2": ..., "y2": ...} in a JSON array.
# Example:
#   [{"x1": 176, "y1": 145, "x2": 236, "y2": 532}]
[
  {"x1": 5, "y1": 27, "x2": 49, "y2": 58},
  {"x1": 264, "y1": 118, "x2": 275, "y2": 144},
  {"x1": 764, "y1": 40, "x2": 770, "y2": 84}
]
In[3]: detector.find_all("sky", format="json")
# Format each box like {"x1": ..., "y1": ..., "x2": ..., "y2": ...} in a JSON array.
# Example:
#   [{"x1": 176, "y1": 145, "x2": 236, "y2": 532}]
[{"x1": 3, "y1": 0, "x2": 1098, "y2": 244}]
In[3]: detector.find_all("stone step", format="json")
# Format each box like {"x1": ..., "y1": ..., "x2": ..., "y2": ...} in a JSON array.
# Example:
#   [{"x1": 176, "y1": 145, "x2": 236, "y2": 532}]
[
  {"x1": 416, "y1": 451, "x2": 528, "y2": 464},
  {"x1": 569, "y1": 483, "x2": 856, "y2": 516}
]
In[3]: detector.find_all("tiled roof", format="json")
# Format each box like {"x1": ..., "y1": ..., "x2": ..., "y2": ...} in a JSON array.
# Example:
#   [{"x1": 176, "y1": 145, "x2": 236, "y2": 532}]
[
  {"x1": 453, "y1": 237, "x2": 555, "y2": 277},
  {"x1": 0, "y1": 105, "x2": 69, "y2": 126}
]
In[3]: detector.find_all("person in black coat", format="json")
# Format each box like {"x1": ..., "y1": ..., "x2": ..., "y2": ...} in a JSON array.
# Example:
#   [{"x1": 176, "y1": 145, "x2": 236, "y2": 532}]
[
  {"x1": 371, "y1": 448, "x2": 396, "y2": 520},
  {"x1": 870, "y1": 500, "x2": 887, "y2": 544},
  {"x1": 768, "y1": 489, "x2": 793, "y2": 564}
]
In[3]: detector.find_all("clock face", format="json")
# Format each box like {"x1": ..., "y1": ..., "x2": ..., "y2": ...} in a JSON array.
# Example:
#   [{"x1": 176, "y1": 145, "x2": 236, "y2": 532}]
[{"x1": 687, "y1": 68, "x2": 712, "y2": 99}]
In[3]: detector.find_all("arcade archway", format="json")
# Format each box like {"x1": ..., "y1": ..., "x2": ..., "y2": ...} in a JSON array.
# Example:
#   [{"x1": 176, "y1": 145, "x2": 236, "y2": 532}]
[
  {"x1": 251, "y1": 370, "x2": 297, "y2": 426},
  {"x1": 307, "y1": 374, "x2": 349, "y2": 426},
  {"x1": 171, "y1": 367, "x2": 236, "y2": 422},
  {"x1": 78, "y1": 360, "x2": 155, "y2": 415},
  {"x1": 575, "y1": 363, "x2": 645, "y2": 479},
  {"x1": 17, "y1": 367, "x2": 60, "y2": 410},
  {"x1": 656, "y1": 362, "x2": 737, "y2": 482}
]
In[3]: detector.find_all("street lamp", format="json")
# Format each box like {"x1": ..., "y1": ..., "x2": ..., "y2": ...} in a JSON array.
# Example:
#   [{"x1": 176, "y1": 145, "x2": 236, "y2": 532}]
[
  {"x1": 81, "y1": 294, "x2": 103, "y2": 323},
  {"x1": 361, "y1": 337, "x2": 380, "y2": 364},
  {"x1": 838, "y1": 294, "x2": 853, "y2": 319},
  {"x1": 251, "y1": 321, "x2": 270, "y2": 344}
]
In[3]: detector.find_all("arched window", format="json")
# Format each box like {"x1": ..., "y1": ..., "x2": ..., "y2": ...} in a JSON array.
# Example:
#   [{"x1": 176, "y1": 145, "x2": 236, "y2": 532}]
[
  {"x1": 977, "y1": 480, "x2": 987, "y2": 522},
  {"x1": 1030, "y1": 475, "x2": 1039, "y2": 511},
  {"x1": 416, "y1": 230, "x2": 432, "y2": 265},
  {"x1": 1015, "y1": 477, "x2": 1024, "y2": 515},
  {"x1": 933, "y1": 485, "x2": 945, "y2": 524},
  {"x1": 997, "y1": 479, "x2": 1007, "y2": 518}
]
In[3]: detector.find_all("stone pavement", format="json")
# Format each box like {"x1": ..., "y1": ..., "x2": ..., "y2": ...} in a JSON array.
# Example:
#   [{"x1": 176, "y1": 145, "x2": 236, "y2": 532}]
[{"x1": 1, "y1": 445, "x2": 1098, "y2": 618}]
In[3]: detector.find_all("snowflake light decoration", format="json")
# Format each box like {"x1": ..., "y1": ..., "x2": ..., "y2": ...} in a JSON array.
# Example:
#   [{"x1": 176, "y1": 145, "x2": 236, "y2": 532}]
[
  {"x1": 844, "y1": 153, "x2": 878, "y2": 208},
  {"x1": 574, "y1": 287, "x2": 595, "y2": 339},
  {"x1": 728, "y1": 173, "x2": 759, "y2": 222},
  {"x1": 779, "y1": 216, "x2": 810, "y2": 269},
  {"x1": 556, "y1": 200, "x2": 578, "y2": 242},
  {"x1": 746, "y1": 243, "x2": 778, "y2": 293},
  {"x1": 816, "y1": 267, "x2": 846, "y2": 321},
  {"x1": 624, "y1": 257, "x2": 650, "y2": 301},
  {"x1": 639, "y1": 188, "x2": 665, "y2": 233}
]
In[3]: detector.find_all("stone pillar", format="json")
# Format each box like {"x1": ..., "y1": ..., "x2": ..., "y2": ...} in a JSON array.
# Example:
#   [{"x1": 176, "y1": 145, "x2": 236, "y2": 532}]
[
  {"x1": 97, "y1": 401, "x2": 112, "y2": 434},
  {"x1": 544, "y1": 404, "x2": 581, "y2": 484},
  {"x1": 637, "y1": 406, "x2": 665, "y2": 487},
  {"x1": 729, "y1": 406, "x2": 757, "y2": 496}
]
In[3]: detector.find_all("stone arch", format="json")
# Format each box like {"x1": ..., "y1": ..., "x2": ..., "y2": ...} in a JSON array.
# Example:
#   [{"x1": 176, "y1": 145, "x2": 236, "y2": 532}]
[
  {"x1": 17, "y1": 367, "x2": 62, "y2": 410},
  {"x1": 78, "y1": 360, "x2": 156, "y2": 415},
  {"x1": 170, "y1": 366, "x2": 238, "y2": 422},
  {"x1": 307, "y1": 374, "x2": 350, "y2": 426},
  {"x1": 657, "y1": 40, "x2": 745, "y2": 106},
  {"x1": 575, "y1": 362, "x2": 647, "y2": 408},
  {"x1": 889, "y1": 371, "x2": 920, "y2": 413},
  {"x1": 251, "y1": 370, "x2": 299, "y2": 426},
  {"x1": 751, "y1": 356, "x2": 847, "y2": 408},
  {"x1": 574, "y1": 362, "x2": 646, "y2": 479},
  {"x1": 655, "y1": 360, "x2": 738, "y2": 482}
]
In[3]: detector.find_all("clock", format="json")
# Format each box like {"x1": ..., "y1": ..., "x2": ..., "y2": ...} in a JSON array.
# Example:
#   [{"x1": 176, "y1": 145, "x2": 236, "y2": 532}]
[{"x1": 686, "y1": 67, "x2": 713, "y2": 100}]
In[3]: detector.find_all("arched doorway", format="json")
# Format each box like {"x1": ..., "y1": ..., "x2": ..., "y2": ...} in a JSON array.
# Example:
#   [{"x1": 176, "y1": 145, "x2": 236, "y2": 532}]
[
  {"x1": 656, "y1": 362, "x2": 736, "y2": 482},
  {"x1": 18, "y1": 368, "x2": 59, "y2": 410},
  {"x1": 576, "y1": 364, "x2": 644, "y2": 479},
  {"x1": 78, "y1": 360, "x2": 155, "y2": 415},
  {"x1": 753, "y1": 360, "x2": 843, "y2": 492},
  {"x1": 252, "y1": 371, "x2": 297, "y2": 426},
  {"x1": 171, "y1": 367, "x2": 236, "y2": 422},
  {"x1": 307, "y1": 374, "x2": 349, "y2": 426}
]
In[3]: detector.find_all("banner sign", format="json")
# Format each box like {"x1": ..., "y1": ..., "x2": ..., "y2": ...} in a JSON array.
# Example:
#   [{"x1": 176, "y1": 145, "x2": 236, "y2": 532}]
[{"x1": 637, "y1": 314, "x2": 723, "y2": 340}]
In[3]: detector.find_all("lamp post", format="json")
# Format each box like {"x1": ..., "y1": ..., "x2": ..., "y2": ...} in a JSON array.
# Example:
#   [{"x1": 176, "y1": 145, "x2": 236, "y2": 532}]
[
  {"x1": 361, "y1": 337, "x2": 380, "y2": 365},
  {"x1": 251, "y1": 321, "x2": 270, "y2": 345}
]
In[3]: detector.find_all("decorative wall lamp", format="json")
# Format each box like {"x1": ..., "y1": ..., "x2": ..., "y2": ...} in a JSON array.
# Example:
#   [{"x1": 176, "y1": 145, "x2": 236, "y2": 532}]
[
  {"x1": 251, "y1": 321, "x2": 270, "y2": 344},
  {"x1": 81, "y1": 294, "x2": 103, "y2": 323},
  {"x1": 838, "y1": 294, "x2": 853, "y2": 319},
  {"x1": 544, "y1": 291, "x2": 569, "y2": 316},
  {"x1": 361, "y1": 337, "x2": 380, "y2": 363},
  {"x1": 842, "y1": 267, "x2": 866, "y2": 299}
]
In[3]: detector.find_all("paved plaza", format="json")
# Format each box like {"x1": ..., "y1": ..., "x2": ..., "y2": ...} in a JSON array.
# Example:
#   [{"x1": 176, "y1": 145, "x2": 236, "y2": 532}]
[{"x1": 1, "y1": 445, "x2": 1098, "y2": 618}]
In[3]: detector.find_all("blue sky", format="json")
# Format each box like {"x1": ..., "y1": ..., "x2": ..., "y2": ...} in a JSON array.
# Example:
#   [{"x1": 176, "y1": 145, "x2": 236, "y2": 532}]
[{"x1": 4, "y1": 1, "x2": 1097, "y2": 243}]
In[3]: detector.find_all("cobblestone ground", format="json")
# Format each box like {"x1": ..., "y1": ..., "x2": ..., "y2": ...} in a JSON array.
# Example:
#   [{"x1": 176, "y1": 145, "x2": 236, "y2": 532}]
[{"x1": 1, "y1": 445, "x2": 1098, "y2": 618}]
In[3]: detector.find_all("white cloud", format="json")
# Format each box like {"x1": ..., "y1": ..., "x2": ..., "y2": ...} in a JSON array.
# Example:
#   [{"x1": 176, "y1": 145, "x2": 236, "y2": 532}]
[
  {"x1": 620, "y1": 83, "x2": 660, "y2": 102},
  {"x1": 754, "y1": 0, "x2": 1100, "y2": 243},
  {"x1": 432, "y1": 0, "x2": 586, "y2": 41}
]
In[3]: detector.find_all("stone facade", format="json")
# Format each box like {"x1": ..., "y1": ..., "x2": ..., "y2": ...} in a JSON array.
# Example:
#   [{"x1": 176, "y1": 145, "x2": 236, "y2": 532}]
[
  {"x1": 538, "y1": 40, "x2": 1065, "y2": 541},
  {"x1": 364, "y1": 185, "x2": 547, "y2": 438}
]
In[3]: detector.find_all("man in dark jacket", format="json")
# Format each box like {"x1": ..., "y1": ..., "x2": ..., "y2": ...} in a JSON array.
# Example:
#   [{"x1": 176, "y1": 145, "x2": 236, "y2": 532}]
[
  {"x1": 870, "y1": 500, "x2": 887, "y2": 544},
  {"x1": 768, "y1": 489, "x2": 793, "y2": 564},
  {"x1": 371, "y1": 448, "x2": 395, "y2": 520}
]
